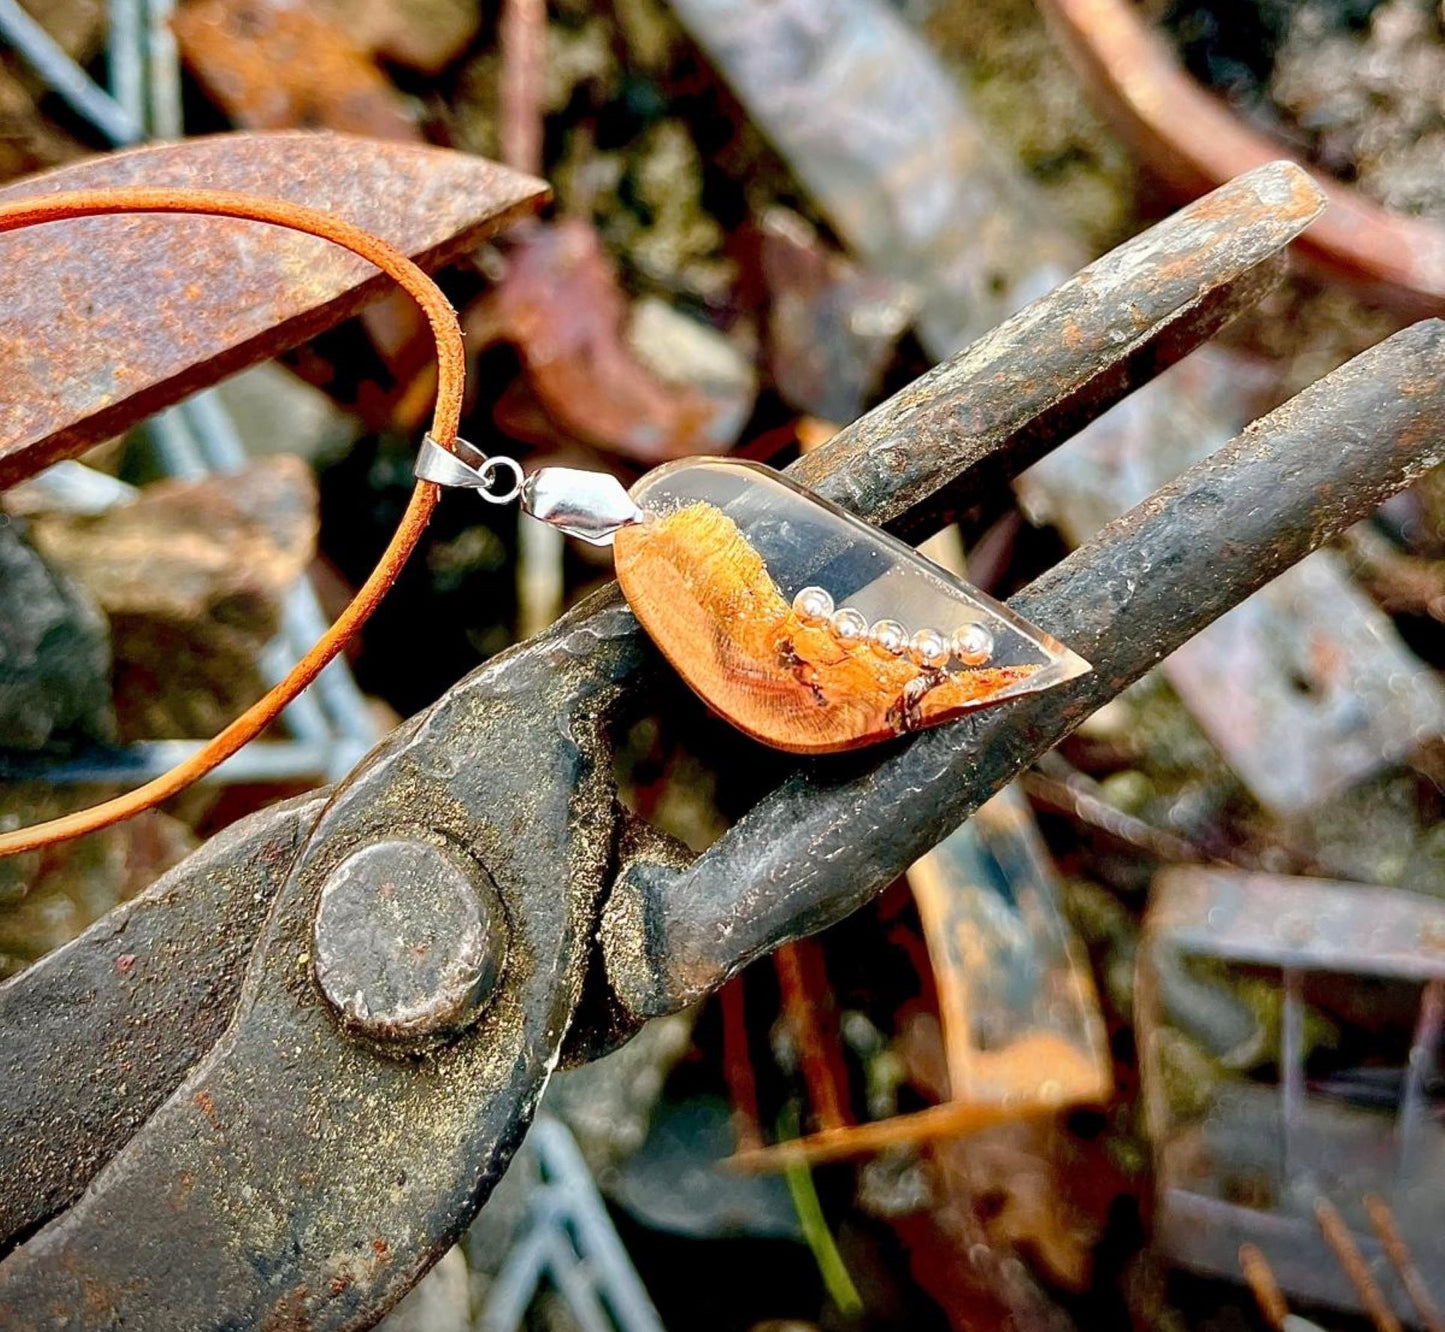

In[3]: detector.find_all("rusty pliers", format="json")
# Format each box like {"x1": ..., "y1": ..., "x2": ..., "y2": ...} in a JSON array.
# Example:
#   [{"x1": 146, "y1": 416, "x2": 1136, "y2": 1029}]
[{"x1": 3, "y1": 161, "x2": 1444, "y2": 1330}]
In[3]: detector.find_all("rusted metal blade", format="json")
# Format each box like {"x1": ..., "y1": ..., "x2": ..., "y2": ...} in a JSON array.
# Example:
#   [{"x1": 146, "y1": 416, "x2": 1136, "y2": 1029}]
[{"x1": 0, "y1": 132, "x2": 548, "y2": 487}]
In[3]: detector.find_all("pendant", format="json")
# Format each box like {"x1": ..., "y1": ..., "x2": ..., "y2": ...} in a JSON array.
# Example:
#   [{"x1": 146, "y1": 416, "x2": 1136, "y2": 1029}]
[
  {"x1": 418, "y1": 442, "x2": 1090, "y2": 753},
  {"x1": 607, "y1": 459, "x2": 1089, "y2": 753}
]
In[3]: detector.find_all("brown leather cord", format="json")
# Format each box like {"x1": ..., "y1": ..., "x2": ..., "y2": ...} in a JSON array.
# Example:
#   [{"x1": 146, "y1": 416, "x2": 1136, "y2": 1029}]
[{"x1": 0, "y1": 188, "x2": 468, "y2": 857}]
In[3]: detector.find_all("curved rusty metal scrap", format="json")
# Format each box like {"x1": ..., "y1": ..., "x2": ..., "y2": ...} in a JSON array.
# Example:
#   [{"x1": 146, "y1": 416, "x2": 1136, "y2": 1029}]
[
  {"x1": 5, "y1": 162, "x2": 1432, "y2": 1331},
  {"x1": 1037, "y1": 0, "x2": 1445, "y2": 315},
  {"x1": 0, "y1": 132, "x2": 547, "y2": 487}
]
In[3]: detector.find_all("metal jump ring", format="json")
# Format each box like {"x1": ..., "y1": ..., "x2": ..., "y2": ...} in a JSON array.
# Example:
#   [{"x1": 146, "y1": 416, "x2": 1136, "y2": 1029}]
[{"x1": 477, "y1": 456, "x2": 524, "y2": 504}]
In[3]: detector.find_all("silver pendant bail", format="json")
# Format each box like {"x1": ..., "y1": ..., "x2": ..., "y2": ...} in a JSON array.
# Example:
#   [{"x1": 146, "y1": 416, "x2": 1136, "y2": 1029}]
[
  {"x1": 415, "y1": 437, "x2": 645, "y2": 545},
  {"x1": 414, "y1": 435, "x2": 524, "y2": 504},
  {"x1": 521, "y1": 467, "x2": 647, "y2": 546}
]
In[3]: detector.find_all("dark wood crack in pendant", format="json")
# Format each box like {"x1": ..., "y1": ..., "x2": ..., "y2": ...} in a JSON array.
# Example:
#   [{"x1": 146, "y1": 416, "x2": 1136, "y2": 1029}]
[{"x1": 614, "y1": 459, "x2": 1090, "y2": 753}]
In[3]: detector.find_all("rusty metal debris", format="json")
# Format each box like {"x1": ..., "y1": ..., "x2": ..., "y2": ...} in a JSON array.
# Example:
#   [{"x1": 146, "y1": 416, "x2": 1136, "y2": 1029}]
[
  {"x1": 0, "y1": 7, "x2": 385, "y2": 804},
  {"x1": 910, "y1": 789, "x2": 1111, "y2": 1113},
  {"x1": 772, "y1": 937, "x2": 852, "y2": 1134},
  {"x1": 1367, "y1": 1193, "x2": 1445, "y2": 1332},
  {"x1": 1243, "y1": 1193, "x2": 1445, "y2": 1332},
  {"x1": 1316, "y1": 1196, "x2": 1406, "y2": 1332},
  {"x1": 0, "y1": 132, "x2": 546, "y2": 486},
  {"x1": 173, "y1": 0, "x2": 420, "y2": 141},
  {"x1": 668, "y1": 0, "x2": 1445, "y2": 818},
  {"x1": 668, "y1": 0, "x2": 1079, "y2": 360},
  {"x1": 3, "y1": 162, "x2": 1445, "y2": 1328},
  {"x1": 1037, "y1": 0, "x2": 1445, "y2": 314},
  {"x1": 1019, "y1": 358, "x2": 1445, "y2": 817},
  {"x1": 170, "y1": 0, "x2": 434, "y2": 390},
  {"x1": 499, "y1": 0, "x2": 547, "y2": 180},
  {"x1": 733, "y1": 786, "x2": 1110, "y2": 1168},
  {"x1": 1141, "y1": 867, "x2": 1445, "y2": 1324},
  {"x1": 1163, "y1": 554, "x2": 1445, "y2": 815},
  {"x1": 756, "y1": 206, "x2": 916, "y2": 425},
  {"x1": 466, "y1": 219, "x2": 755, "y2": 464},
  {"x1": 1241, "y1": 1240, "x2": 1292, "y2": 1330}
]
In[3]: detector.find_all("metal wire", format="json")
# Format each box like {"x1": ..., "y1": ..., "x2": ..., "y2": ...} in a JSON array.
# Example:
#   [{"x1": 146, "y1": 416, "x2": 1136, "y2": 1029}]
[
  {"x1": 0, "y1": 0, "x2": 140, "y2": 143},
  {"x1": 479, "y1": 1118, "x2": 665, "y2": 1332}
]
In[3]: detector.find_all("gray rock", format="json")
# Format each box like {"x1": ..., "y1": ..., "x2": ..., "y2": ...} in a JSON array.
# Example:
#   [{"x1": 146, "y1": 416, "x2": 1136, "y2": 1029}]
[
  {"x1": 0, "y1": 516, "x2": 114, "y2": 752},
  {"x1": 607, "y1": 1095, "x2": 802, "y2": 1241},
  {"x1": 29, "y1": 457, "x2": 317, "y2": 741}
]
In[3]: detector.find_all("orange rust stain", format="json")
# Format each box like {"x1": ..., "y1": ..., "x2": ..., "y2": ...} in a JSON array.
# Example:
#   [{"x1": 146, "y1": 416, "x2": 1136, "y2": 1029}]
[
  {"x1": 193, "y1": 1089, "x2": 220, "y2": 1128},
  {"x1": 952, "y1": 1029, "x2": 1111, "y2": 1105},
  {"x1": 615, "y1": 503, "x2": 1040, "y2": 753},
  {"x1": 260, "y1": 1285, "x2": 312, "y2": 1332},
  {"x1": 173, "y1": 0, "x2": 418, "y2": 142}
]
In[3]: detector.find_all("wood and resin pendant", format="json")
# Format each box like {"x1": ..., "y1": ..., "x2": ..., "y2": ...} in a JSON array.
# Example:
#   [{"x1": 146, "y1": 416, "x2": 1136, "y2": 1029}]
[{"x1": 612, "y1": 458, "x2": 1090, "y2": 754}]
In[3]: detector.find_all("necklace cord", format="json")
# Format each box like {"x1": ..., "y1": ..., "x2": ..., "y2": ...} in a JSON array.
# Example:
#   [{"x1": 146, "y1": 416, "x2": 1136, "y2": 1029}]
[{"x1": 0, "y1": 188, "x2": 467, "y2": 858}]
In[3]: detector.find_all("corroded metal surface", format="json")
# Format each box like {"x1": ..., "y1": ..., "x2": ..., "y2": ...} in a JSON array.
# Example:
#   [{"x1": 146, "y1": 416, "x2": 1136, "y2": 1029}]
[
  {"x1": 6, "y1": 163, "x2": 1438, "y2": 1329},
  {"x1": 0, "y1": 792, "x2": 325, "y2": 1250},
  {"x1": 0, "y1": 132, "x2": 546, "y2": 486},
  {"x1": 313, "y1": 837, "x2": 509, "y2": 1043},
  {"x1": 1140, "y1": 869, "x2": 1445, "y2": 1321},
  {"x1": 173, "y1": 0, "x2": 422, "y2": 140},
  {"x1": 1164, "y1": 555, "x2": 1445, "y2": 815},
  {"x1": 1038, "y1": 0, "x2": 1445, "y2": 313},
  {"x1": 601, "y1": 319, "x2": 1445, "y2": 1018},
  {"x1": 1148, "y1": 868, "x2": 1445, "y2": 984}
]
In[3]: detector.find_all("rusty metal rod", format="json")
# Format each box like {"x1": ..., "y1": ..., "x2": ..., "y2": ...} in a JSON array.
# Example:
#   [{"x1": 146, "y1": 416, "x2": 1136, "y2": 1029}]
[
  {"x1": 1314, "y1": 1197, "x2": 1404, "y2": 1332},
  {"x1": 1239, "y1": 1242, "x2": 1290, "y2": 1330},
  {"x1": 1364, "y1": 1193, "x2": 1445, "y2": 1332},
  {"x1": 720, "y1": 977, "x2": 765, "y2": 1154},
  {"x1": 604, "y1": 319, "x2": 1445, "y2": 1016},
  {"x1": 773, "y1": 940, "x2": 852, "y2": 1133}
]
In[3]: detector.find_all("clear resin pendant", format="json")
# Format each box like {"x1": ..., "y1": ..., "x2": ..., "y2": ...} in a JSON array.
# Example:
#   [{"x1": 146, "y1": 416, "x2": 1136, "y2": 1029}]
[{"x1": 612, "y1": 458, "x2": 1090, "y2": 753}]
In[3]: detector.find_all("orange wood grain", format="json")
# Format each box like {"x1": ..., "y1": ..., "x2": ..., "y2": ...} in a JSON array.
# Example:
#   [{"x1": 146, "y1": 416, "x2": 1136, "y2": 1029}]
[{"x1": 615, "y1": 503, "x2": 1040, "y2": 753}]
